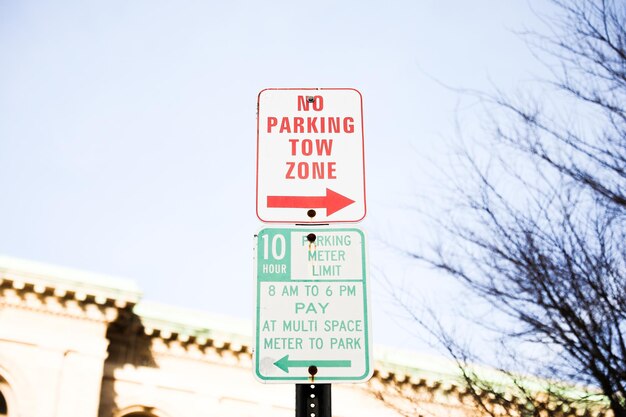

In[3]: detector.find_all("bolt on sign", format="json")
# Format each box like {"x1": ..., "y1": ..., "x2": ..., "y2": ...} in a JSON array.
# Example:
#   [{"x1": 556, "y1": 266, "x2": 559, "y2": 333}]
[
  {"x1": 256, "y1": 88, "x2": 366, "y2": 223},
  {"x1": 254, "y1": 227, "x2": 372, "y2": 383}
]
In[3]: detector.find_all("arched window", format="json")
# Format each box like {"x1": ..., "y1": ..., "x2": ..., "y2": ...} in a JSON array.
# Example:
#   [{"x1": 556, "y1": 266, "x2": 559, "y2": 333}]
[
  {"x1": 0, "y1": 373, "x2": 17, "y2": 417},
  {"x1": 115, "y1": 406, "x2": 169, "y2": 417},
  {"x1": 0, "y1": 390, "x2": 7, "y2": 416}
]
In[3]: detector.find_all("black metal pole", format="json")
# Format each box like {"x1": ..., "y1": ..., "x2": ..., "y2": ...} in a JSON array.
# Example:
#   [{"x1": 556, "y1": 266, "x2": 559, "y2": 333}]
[{"x1": 296, "y1": 383, "x2": 331, "y2": 417}]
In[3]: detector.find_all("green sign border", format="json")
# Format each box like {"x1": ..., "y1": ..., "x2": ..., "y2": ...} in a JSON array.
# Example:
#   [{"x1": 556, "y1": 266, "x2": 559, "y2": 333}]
[{"x1": 254, "y1": 227, "x2": 371, "y2": 382}]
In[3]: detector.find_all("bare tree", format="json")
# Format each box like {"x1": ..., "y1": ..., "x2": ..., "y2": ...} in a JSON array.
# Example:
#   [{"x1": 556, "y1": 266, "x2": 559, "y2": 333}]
[{"x1": 391, "y1": 1, "x2": 626, "y2": 417}]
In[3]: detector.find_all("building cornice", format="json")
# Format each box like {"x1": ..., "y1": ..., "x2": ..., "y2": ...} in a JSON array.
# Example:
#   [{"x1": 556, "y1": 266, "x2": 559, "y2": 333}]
[{"x1": 0, "y1": 255, "x2": 141, "y2": 309}]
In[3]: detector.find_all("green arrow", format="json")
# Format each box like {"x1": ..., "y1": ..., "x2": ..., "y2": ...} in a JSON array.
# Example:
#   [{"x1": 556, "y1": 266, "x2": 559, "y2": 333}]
[{"x1": 273, "y1": 355, "x2": 352, "y2": 373}]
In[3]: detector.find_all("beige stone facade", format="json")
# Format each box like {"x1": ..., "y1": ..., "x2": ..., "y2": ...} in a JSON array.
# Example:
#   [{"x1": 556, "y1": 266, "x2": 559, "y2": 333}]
[{"x1": 0, "y1": 256, "x2": 473, "y2": 417}]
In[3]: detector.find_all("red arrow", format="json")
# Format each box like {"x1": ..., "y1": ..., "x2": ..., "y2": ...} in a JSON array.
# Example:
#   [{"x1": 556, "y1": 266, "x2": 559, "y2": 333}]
[{"x1": 267, "y1": 188, "x2": 355, "y2": 216}]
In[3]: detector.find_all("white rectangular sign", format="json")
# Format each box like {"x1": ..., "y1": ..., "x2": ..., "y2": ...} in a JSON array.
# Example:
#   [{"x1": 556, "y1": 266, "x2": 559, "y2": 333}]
[
  {"x1": 256, "y1": 88, "x2": 367, "y2": 223},
  {"x1": 253, "y1": 227, "x2": 372, "y2": 383}
]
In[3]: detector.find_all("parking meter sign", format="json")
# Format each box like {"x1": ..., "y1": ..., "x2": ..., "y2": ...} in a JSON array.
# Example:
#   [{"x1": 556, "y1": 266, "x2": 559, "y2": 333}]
[{"x1": 253, "y1": 227, "x2": 372, "y2": 383}]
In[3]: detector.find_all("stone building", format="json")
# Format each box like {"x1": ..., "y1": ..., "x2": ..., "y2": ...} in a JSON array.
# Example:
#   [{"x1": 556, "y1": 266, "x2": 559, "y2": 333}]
[{"x1": 0, "y1": 255, "x2": 476, "y2": 417}]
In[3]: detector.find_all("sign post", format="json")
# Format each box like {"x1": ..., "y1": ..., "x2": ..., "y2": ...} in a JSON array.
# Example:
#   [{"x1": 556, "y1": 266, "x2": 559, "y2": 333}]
[
  {"x1": 254, "y1": 88, "x2": 370, "y2": 417},
  {"x1": 296, "y1": 383, "x2": 331, "y2": 417}
]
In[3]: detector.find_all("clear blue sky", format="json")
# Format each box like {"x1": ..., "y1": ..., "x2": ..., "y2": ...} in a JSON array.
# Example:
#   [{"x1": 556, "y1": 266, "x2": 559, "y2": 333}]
[{"x1": 0, "y1": 0, "x2": 552, "y2": 352}]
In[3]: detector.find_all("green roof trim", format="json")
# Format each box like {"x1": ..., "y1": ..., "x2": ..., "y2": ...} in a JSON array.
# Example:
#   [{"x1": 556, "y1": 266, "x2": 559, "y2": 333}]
[
  {"x1": 134, "y1": 301, "x2": 251, "y2": 347},
  {"x1": 374, "y1": 346, "x2": 606, "y2": 405},
  {"x1": 0, "y1": 255, "x2": 142, "y2": 302},
  {"x1": 373, "y1": 345, "x2": 466, "y2": 383}
]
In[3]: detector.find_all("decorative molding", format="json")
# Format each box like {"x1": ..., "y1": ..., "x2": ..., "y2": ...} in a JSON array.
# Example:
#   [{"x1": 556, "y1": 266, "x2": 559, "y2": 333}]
[{"x1": 0, "y1": 278, "x2": 125, "y2": 324}]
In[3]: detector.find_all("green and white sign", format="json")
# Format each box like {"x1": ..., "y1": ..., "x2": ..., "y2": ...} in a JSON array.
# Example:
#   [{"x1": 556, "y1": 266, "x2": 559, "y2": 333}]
[{"x1": 253, "y1": 227, "x2": 372, "y2": 383}]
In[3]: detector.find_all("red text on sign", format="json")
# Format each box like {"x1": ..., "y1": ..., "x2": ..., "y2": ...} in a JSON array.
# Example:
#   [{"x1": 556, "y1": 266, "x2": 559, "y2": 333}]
[
  {"x1": 297, "y1": 95, "x2": 324, "y2": 111},
  {"x1": 288, "y1": 139, "x2": 333, "y2": 156},
  {"x1": 285, "y1": 162, "x2": 337, "y2": 180},
  {"x1": 266, "y1": 117, "x2": 354, "y2": 134}
]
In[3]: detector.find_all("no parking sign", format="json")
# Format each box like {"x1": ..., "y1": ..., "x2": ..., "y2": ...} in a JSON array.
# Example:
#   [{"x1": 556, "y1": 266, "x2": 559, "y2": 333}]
[{"x1": 256, "y1": 88, "x2": 366, "y2": 224}]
